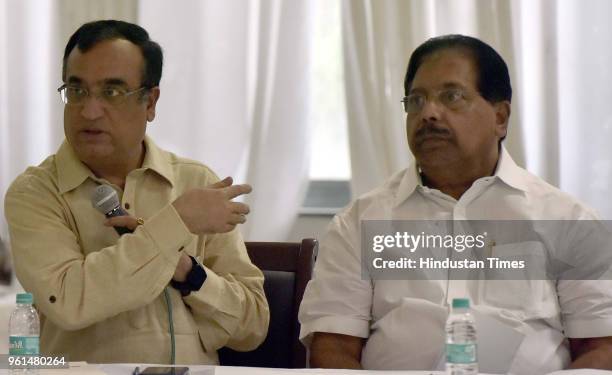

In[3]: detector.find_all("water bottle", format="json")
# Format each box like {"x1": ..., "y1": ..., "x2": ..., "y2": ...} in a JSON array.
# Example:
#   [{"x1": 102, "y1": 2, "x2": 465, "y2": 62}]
[
  {"x1": 445, "y1": 298, "x2": 478, "y2": 375},
  {"x1": 9, "y1": 293, "x2": 40, "y2": 374}
]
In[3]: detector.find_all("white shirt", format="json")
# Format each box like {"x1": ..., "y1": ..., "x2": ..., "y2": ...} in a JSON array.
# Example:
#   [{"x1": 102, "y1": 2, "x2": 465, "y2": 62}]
[{"x1": 298, "y1": 148, "x2": 612, "y2": 374}]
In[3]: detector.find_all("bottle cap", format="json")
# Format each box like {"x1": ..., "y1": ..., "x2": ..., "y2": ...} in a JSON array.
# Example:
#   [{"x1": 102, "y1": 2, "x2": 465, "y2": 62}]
[
  {"x1": 452, "y1": 298, "x2": 470, "y2": 309},
  {"x1": 16, "y1": 293, "x2": 33, "y2": 304}
]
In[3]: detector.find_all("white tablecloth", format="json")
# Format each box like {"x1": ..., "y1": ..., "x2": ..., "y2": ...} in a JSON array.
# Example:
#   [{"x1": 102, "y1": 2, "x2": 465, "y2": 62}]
[
  {"x1": 88, "y1": 363, "x2": 454, "y2": 375},
  {"x1": 95, "y1": 365, "x2": 612, "y2": 375},
  {"x1": 97, "y1": 365, "x2": 612, "y2": 375},
  {"x1": 0, "y1": 361, "x2": 609, "y2": 374},
  {"x1": 0, "y1": 362, "x2": 443, "y2": 375}
]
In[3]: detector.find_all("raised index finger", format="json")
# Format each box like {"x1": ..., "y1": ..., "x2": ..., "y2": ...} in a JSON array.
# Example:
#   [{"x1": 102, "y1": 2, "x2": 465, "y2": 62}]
[
  {"x1": 223, "y1": 184, "x2": 253, "y2": 200},
  {"x1": 208, "y1": 176, "x2": 233, "y2": 189}
]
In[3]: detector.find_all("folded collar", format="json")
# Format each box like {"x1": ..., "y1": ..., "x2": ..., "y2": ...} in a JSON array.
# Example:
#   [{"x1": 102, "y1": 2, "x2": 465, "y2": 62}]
[
  {"x1": 393, "y1": 146, "x2": 528, "y2": 208},
  {"x1": 141, "y1": 136, "x2": 175, "y2": 187},
  {"x1": 56, "y1": 135, "x2": 175, "y2": 194},
  {"x1": 56, "y1": 141, "x2": 94, "y2": 194}
]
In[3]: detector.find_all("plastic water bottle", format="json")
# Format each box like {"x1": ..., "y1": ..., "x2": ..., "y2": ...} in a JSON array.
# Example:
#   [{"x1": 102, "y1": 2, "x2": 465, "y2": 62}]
[
  {"x1": 9, "y1": 293, "x2": 40, "y2": 374},
  {"x1": 446, "y1": 298, "x2": 478, "y2": 375}
]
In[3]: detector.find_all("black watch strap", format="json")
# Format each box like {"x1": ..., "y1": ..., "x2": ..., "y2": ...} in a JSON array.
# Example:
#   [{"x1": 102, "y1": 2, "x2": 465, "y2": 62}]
[{"x1": 170, "y1": 256, "x2": 207, "y2": 296}]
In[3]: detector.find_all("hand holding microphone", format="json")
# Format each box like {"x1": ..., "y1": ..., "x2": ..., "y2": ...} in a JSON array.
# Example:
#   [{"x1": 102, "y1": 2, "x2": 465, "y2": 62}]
[
  {"x1": 104, "y1": 215, "x2": 143, "y2": 232},
  {"x1": 91, "y1": 184, "x2": 134, "y2": 235},
  {"x1": 92, "y1": 177, "x2": 251, "y2": 236}
]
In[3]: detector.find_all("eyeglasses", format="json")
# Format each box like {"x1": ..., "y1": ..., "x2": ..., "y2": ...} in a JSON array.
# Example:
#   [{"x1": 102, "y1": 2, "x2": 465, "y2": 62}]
[
  {"x1": 401, "y1": 87, "x2": 474, "y2": 114},
  {"x1": 57, "y1": 84, "x2": 147, "y2": 106}
]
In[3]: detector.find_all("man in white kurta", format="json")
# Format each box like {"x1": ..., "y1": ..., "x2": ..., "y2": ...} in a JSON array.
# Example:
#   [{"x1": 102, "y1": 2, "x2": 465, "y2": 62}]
[{"x1": 299, "y1": 34, "x2": 612, "y2": 373}]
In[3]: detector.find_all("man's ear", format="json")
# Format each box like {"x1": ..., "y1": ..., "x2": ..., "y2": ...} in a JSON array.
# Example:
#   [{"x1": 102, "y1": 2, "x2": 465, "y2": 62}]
[
  {"x1": 146, "y1": 87, "x2": 160, "y2": 122},
  {"x1": 494, "y1": 100, "x2": 511, "y2": 139}
]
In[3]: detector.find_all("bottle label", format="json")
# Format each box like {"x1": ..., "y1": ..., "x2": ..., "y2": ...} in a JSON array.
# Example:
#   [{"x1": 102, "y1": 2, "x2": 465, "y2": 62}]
[
  {"x1": 446, "y1": 343, "x2": 476, "y2": 364},
  {"x1": 9, "y1": 336, "x2": 40, "y2": 356}
]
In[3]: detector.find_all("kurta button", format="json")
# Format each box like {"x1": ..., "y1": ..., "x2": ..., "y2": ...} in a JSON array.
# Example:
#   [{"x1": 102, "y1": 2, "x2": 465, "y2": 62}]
[
  {"x1": 178, "y1": 246, "x2": 184, "y2": 252},
  {"x1": 124, "y1": 203, "x2": 130, "y2": 209},
  {"x1": 49, "y1": 295, "x2": 56, "y2": 303}
]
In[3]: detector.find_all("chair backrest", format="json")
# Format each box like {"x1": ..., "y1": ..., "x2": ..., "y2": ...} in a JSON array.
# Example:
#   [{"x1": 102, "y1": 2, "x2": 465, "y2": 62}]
[
  {"x1": 0, "y1": 239, "x2": 10, "y2": 285},
  {"x1": 218, "y1": 238, "x2": 318, "y2": 368}
]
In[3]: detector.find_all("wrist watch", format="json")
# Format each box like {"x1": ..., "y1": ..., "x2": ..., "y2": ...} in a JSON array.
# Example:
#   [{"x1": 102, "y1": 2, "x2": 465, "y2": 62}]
[{"x1": 170, "y1": 256, "x2": 207, "y2": 296}]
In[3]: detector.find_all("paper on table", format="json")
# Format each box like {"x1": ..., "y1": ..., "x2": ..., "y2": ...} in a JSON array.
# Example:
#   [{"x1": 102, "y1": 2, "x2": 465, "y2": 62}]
[
  {"x1": 43, "y1": 361, "x2": 107, "y2": 374},
  {"x1": 216, "y1": 367, "x2": 441, "y2": 375},
  {"x1": 434, "y1": 309, "x2": 525, "y2": 374},
  {"x1": 545, "y1": 370, "x2": 612, "y2": 375},
  {"x1": 97, "y1": 364, "x2": 216, "y2": 375}
]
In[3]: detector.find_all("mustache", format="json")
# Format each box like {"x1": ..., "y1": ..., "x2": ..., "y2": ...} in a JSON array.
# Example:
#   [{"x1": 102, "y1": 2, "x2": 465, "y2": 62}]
[{"x1": 414, "y1": 123, "x2": 453, "y2": 141}]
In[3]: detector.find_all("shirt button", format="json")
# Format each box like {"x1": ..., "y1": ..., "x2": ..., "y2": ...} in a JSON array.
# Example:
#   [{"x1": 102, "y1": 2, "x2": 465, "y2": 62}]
[
  {"x1": 124, "y1": 203, "x2": 131, "y2": 209},
  {"x1": 178, "y1": 246, "x2": 184, "y2": 252},
  {"x1": 49, "y1": 295, "x2": 56, "y2": 303}
]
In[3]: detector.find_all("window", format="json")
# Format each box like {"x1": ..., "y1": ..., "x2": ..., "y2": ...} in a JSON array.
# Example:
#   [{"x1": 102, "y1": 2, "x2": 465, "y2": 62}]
[{"x1": 304, "y1": 0, "x2": 351, "y2": 213}]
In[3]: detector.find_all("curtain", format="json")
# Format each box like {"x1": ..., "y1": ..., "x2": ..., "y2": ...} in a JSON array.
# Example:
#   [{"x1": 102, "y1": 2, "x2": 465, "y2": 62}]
[{"x1": 555, "y1": 0, "x2": 612, "y2": 217}]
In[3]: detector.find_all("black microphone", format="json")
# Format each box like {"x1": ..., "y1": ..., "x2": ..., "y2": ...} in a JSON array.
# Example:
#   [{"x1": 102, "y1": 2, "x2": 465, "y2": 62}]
[{"x1": 91, "y1": 184, "x2": 133, "y2": 235}]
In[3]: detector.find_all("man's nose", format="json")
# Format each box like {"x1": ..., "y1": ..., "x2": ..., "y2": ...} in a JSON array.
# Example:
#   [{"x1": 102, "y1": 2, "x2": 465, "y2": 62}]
[
  {"x1": 79, "y1": 96, "x2": 105, "y2": 120},
  {"x1": 419, "y1": 97, "x2": 443, "y2": 122}
]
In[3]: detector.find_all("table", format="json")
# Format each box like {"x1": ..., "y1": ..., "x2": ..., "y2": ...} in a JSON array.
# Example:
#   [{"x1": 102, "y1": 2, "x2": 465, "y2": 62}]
[
  {"x1": 98, "y1": 364, "x2": 446, "y2": 375},
  {"x1": 0, "y1": 362, "x2": 441, "y2": 375},
  {"x1": 100, "y1": 365, "x2": 612, "y2": 375},
  {"x1": 0, "y1": 362, "x2": 609, "y2": 375}
]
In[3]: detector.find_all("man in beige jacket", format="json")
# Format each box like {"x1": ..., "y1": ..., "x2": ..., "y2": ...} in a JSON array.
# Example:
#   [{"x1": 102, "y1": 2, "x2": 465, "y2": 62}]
[{"x1": 4, "y1": 20, "x2": 269, "y2": 364}]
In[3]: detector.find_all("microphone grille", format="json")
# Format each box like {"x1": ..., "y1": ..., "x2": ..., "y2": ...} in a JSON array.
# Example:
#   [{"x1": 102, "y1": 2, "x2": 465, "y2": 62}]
[{"x1": 91, "y1": 184, "x2": 120, "y2": 214}]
